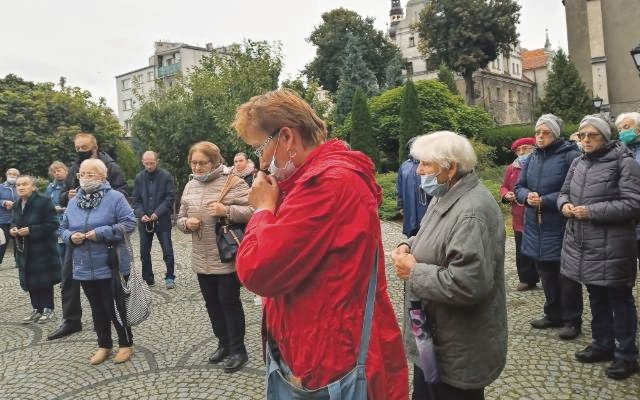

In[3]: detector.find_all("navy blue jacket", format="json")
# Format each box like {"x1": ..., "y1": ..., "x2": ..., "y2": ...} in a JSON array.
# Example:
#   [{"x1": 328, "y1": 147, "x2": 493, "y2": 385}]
[
  {"x1": 515, "y1": 139, "x2": 580, "y2": 262},
  {"x1": 0, "y1": 182, "x2": 18, "y2": 225},
  {"x1": 396, "y1": 158, "x2": 431, "y2": 237},
  {"x1": 132, "y1": 168, "x2": 175, "y2": 231}
]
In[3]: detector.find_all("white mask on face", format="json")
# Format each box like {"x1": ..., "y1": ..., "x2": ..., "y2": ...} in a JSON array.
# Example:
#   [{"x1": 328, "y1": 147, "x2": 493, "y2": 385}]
[
  {"x1": 268, "y1": 135, "x2": 297, "y2": 181},
  {"x1": 79, "y1": 179, "x2": 102, "y2": 193}
]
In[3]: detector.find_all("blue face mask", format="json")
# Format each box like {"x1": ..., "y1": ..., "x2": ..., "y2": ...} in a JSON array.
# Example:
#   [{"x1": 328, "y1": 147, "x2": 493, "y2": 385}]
[
  {"x1": 619, "y1": 129, "x2": 638, "y2": 145},
  {"x1": 517, "y1": 154, "x2": 530, "y2": 164},
  {"x1": 420, "y1": 172, "x2": 449, "y2": 197}
]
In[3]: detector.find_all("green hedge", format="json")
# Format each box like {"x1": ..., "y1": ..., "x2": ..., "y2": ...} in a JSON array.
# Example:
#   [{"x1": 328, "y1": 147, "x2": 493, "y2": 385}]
[
  {"x1": 377, "y1": 172, "x2": 401, "y2": 221},
  {"x1": 477, "y1": 123, "x2": 579, "y2": 165}
]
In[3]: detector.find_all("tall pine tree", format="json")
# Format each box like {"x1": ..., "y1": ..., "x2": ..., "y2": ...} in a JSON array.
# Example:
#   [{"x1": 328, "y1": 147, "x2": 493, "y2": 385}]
[
  {"x1": 334, "y1": 35, "x2": 379, "y2": 125},
  {"x1": 399, "y1": 79, "x2": 422, "y2": 162},
  {"x1": 539, "y1": 49, "x2": 592, "y2": 123},
  {"x1": 350, "y1": 88, "x2": 379, "y2": 169}
]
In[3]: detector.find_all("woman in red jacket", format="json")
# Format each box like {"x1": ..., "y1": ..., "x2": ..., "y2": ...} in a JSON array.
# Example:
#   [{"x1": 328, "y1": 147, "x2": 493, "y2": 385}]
[
  {"x1": 500, "y1": 137, "x2": 538, "y2": 291},
  {"x1": 231, "y1": 89, "x2": 408, "y2": 399}
]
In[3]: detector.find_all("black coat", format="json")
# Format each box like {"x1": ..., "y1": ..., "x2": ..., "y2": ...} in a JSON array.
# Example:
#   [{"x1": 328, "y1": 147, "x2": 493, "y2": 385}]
[
  {"x1": 60, "y1": 152, "x2": 127, "y2": 206},
  {"x1": 558, "y1": 141, "x2": 640, "y2": 287},
  {"x1": 12, "y1": 192, "x2": 61, "y2": 291},
  {"x1": 132, "y1": 168, "x2": 175, "y2": 231}
]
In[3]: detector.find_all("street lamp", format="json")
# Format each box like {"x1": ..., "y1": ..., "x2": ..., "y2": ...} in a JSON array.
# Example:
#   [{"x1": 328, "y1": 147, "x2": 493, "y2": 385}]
[
  {"x1": 592, "y1": 96, "x2": 603, "y2": 112},
  {"x1": 631, "y1": 43, "x2": 640, "y2": 73}
]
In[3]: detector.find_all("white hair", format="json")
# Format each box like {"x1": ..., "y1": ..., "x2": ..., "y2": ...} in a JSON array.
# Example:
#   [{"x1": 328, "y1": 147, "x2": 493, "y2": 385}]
[
  {"x1": 410, "y1": 131, "x2": 477, "y2": 175},
  {"x1": 80, "y1": 159, "x2": 108, "y2": 179},
  {"x1": 615, "y1": 112, "x2": 640, "y2": 128}
]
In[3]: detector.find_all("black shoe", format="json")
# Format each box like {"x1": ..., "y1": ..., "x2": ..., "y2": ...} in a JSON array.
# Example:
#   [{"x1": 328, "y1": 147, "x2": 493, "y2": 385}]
[
  {"x1": 606, "y1": 358, "x2": 639, "y2": 380},
  {"x1": 145, "y1": 278, "x2": 155, "y2": 286},
  {"x1": 575, "y1": 345, "x2": 614, "y2": 363},
  {"x1": 224, "y1": 352, "x2": 248, "y2": 373},
  {"x1": 47, "y1": 321, "x2": 82, "y2": 340},
  {"x1": 558, "y1": 325, "x2": 581, "y2": 340},
  {"x1": 530, "y1": 316, "x2": 563, "y2": 329},
  {"x1": 208, "y1": 347, "x2": 230, "y2": 364}
]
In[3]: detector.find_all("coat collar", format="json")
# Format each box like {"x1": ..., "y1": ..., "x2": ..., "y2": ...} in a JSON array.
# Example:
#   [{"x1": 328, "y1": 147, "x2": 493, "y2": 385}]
[{"x1": 428, "y1": 172, "x2": 480, "y2": 217}]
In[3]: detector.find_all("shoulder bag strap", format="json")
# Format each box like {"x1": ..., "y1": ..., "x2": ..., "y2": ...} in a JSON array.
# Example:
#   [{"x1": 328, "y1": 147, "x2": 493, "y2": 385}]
[
  {"x1": 217, "y1": 175, "x2": 238, "y2": 203},
  {"x1": 355, "y1": 247, "x2": 379, "y2": 366}
]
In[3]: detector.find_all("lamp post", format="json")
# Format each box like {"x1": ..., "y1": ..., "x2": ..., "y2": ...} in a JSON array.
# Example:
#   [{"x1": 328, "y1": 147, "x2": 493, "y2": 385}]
[
  {"x1": 592, "y1": 96, "x2": 603, "y2": 113},
  {"x1": 631, "y1": 43, "x2": 640, "y2": 74}
]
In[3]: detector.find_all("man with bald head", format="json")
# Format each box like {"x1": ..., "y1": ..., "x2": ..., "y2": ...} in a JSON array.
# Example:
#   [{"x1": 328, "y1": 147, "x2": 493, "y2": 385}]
[{"x1": 132, "y1": 151, "x2": 176, "y2": 289}]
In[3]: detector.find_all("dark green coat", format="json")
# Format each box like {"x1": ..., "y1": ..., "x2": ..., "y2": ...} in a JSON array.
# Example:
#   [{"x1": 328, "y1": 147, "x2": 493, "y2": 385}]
[{"x1": 12, "y1": 192, "x2": 61, "y2": 291}]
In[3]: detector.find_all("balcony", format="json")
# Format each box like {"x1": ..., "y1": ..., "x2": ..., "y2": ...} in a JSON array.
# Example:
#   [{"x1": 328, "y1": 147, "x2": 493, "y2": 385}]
[{"x1": 158, "y1": 62, "x2": 181, "y2": 78}]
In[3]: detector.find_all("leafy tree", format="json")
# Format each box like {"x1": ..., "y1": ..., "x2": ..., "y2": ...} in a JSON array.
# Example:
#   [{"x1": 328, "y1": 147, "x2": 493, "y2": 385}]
[
  {"x1": 415, "y1": 0, "x2": 520, "y2": 105},
  {"x1": 399, "y1": 80, "x2": 422, "y2": 162},
  {"x1": 350, "y1": 88, "x2": 378, "y2": 169},
  {"x1": 305, "y1": 8, "x2": 401, "y2": 92},
  {"x1": 0, "y1": 74, "x2": 122, "y2": 177},
  {"x1": 334, "y1": 36, "x2": 379, "y2": 125},
  {"x1": 281, "y1": 76, "x2": 332, "y2": 120},
  {"x1": 538, "y1": 49, "x2": 592, "y2": 123},
  {"x1": 132, "y1": 40, "x2": 283, "y2": 194},
  {"x1": 437, "y1": 64, "x2": 459, "y2": 95}
]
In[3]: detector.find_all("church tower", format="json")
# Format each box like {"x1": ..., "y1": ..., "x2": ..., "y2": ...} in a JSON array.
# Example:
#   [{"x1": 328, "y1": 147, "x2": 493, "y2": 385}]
[{"x1": 389, "y1": 0, "x2": 404, "y2": 39}]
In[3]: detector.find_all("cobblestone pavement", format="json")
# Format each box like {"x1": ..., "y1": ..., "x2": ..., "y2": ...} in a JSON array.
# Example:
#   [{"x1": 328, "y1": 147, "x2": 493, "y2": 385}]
[{"x1": 0, "y1": 221, "x2": 638, "y2": 399}]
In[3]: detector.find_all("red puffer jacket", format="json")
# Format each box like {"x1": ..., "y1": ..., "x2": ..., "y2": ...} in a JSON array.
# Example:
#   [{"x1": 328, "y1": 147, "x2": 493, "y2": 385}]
[
  {"x1": 500, "y1": 160, "x2": 525, "y2": 232},
  {"x1": 236, "y1": 139, "x2": 408, "y2": 400}
]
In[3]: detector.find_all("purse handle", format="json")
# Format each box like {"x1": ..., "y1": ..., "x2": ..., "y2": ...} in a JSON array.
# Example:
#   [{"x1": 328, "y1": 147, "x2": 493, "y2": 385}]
[{"x1": 217, "y1": 174, "x2": 239, "y2": 203}]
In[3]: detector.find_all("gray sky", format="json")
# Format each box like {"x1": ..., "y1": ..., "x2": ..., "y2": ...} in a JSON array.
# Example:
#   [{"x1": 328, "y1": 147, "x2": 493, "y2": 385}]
[{"x1": 0, "y1": 0, "x2": 567, "y2": 112}]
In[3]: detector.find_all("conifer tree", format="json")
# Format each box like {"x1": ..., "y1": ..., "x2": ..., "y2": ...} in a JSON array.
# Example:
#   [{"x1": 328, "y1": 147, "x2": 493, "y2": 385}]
[
  {"x1": 437, "y1": 64, "x2": 459, "y2": 95},
  {"x1": 399, "y1": 79, "x2": 422, "y2": 162},
  {"x1": 539, "y1": 49, "x2": 593, "y2": 123},
  {"x1": 350, "y1": 88, "x2": 379, "y2": 169}
]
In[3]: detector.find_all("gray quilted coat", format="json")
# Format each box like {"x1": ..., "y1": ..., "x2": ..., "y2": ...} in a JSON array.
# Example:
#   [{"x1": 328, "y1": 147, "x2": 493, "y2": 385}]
[
  {"x1": 401, "y1": 172, "x2": 507, "y2": 390},
  {"x1": 558, "y1": 141, "x2": 640, "y2": 287}
]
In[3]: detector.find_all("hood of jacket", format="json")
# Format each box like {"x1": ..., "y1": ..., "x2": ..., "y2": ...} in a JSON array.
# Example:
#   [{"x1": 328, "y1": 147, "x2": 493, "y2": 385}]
[{"x1": 278, "y1": 139, "x2": 382, "y2": 205}]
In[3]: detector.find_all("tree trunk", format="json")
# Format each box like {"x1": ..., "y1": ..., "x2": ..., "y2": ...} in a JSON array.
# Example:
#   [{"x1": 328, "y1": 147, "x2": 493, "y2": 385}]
[{"x1": 463, "y1": 70, "x2": 475, "y2": 106}]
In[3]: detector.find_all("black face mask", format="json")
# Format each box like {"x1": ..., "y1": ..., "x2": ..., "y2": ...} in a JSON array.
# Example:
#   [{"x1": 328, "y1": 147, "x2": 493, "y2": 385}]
[{"x1": 77, "y1": 151, "x2": 92, "y2": 162}]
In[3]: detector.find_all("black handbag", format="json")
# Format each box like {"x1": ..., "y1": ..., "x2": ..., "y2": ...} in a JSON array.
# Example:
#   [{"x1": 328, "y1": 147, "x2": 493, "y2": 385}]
[{"x1": 214, "y1": 175, "x2": 246, "y2": 262}]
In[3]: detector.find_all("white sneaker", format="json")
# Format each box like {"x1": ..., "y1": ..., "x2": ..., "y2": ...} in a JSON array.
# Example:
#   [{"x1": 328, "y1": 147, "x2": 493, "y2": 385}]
[
  {"x1": 37, "y1": 308, "x2": 55, "y2": 323},
  {"x1": 22, "y1": 309, "x2": 42, "y2": 324}
]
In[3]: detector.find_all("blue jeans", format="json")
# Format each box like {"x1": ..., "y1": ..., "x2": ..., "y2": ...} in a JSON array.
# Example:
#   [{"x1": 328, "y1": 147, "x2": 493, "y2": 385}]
[
  {"x1": 139, "y1": 225, "x2": 175, "y2": 281},
  {"x1": 586, "y1": 284, "x2": 638, "y2": 361}
]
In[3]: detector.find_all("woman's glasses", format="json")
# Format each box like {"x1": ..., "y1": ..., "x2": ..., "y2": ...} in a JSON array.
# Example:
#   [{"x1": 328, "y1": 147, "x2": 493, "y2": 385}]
[{"x1": 76, "y1": 172, "x2": 100, "y2": 179}]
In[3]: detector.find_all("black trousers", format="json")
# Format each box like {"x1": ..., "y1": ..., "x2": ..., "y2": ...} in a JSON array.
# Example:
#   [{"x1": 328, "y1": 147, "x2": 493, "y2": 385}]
[
  {"x1": 60, "y1": 247, "x2": 82, "y2": 323},
  {"x1": 412, "y1": 365, "x2": 485, "y2": 400},
  {"x1": 536, "y1": 261, "x2": 583, "y2": 327},
  {"x1": 0, "y1": 223, "x2": 14, "y2": 265},
  {"x1": 197, "y1": 272, "x2": 246, "y2": 354},
  {"x1": 514, "y1": 231, "x2": 538, "y2": 285},
  {"x1": 81, "y1": 278, "x2": 133, "y2": 348},
  {"x1": 29, "y1": 286, "x2": 54, "y2": 311}
]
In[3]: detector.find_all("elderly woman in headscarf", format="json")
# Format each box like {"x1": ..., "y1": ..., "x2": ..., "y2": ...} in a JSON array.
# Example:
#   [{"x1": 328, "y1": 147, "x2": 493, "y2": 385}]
[
  {"x1": 559, "y1": 115, "x2": 640, "y2": 380},
  {"x1": 392, "y1": 131, "x2": 507, "y2": 400},
  {"x1": 515, "y1": 114, "x2": 583, "y2": 340}
]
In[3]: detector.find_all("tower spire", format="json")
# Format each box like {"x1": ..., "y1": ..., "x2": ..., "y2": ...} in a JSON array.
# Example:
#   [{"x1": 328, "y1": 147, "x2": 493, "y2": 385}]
[
  {"x1": 389, "y1": 0, "x2": 404, "y2": 39},
  {"x1": 544, "y1": 28, "x2": 552, "y2": 51}
]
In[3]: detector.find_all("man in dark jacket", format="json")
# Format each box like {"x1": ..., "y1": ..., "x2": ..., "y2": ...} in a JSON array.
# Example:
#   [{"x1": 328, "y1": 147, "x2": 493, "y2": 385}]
[
  {"x1": 0, "y1": 168, "x2": 19, "y2": 266},
  {"x1": 396, "y1": 138, "x2": 431, "y2": 237},
  {"x1": 132, "y1": 151, "x2": 176, "y2": 289},
  {"x1": 48, "y1": 133, "x2": 128, "y2": 341}
]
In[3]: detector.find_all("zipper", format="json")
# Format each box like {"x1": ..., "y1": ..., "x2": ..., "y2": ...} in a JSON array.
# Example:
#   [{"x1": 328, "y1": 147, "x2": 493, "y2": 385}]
[{"x1": 536, "y1": 150, "x2": 545, "y2": 259}]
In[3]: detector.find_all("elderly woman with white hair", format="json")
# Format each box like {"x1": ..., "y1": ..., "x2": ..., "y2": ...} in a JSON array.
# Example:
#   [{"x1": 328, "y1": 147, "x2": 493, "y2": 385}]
[
  {"x1": 391, "y1": 131, "x2": 507, "y2": 400},
  {"x1": 61, "y1": 158, "x2": 136, "y2": 365},
  {"x1": 515, "y1": 114, "x2": 583, "y2": 340},
  {"x1": 559, "y1": 114, "x2": 640, "y2": 380}
]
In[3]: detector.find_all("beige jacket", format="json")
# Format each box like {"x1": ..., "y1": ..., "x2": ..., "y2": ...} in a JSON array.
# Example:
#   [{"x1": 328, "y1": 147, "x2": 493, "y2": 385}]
[{"x1": 177, "y1": 167, "x2": 253, "y2": 275}]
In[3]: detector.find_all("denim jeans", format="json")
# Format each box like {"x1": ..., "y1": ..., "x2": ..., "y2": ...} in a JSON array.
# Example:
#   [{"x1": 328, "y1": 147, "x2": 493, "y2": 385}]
[
  {"x1": 29, "y1": 286, "x2": 54, "y2": 311},
  {"x1": 81, "y1": 278, "x2": 133, "y2": 348},
  {"x1": 586, "y1": 284, "x2": 638, "y2": 361},
  {"x1": 197, "y1": 272, "x2": 246, "y2": 354},
  {"x1": 514, "y1": 231, "x2": 538, "y2": 285},
  {"x1": 139, "y1": 224, "x2": 175, "y2": 281},
  {"x1": 536, "y1": 261, "x2": 583, "y2": 326}
]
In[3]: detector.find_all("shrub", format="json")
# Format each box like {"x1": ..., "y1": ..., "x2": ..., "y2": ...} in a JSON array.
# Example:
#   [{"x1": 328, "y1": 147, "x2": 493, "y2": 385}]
[{"x1": 376, "y1": 172, "x2": 401, "y2": 221}]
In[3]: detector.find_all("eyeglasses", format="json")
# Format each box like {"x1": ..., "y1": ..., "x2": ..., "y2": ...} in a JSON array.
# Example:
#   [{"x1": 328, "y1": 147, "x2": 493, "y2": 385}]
[
  {"x1": 189, "y1": 160, "x2": 212, "y2": 168},
  {"x1": 76, "y1": 172, "x2": 100, "y2": 179},
  {"x1": 577, "y1": 131, "x2": 602, "y2": 140},
  {"x1": 252, "y1": 127, "x2": 282, "y2": 158},
  {"x1": 534, "y1": 130, "x2": 553, "y2": 136}
]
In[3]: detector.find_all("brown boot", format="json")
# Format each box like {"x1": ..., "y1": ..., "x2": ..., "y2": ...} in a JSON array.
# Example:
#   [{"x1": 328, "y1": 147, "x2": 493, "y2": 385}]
[
  {"x1": 113, "y1": 346, "x2": 134, "y2": 364},
  {"x1": 90, "y1": 348, "x2": 111, "y2": 365}
]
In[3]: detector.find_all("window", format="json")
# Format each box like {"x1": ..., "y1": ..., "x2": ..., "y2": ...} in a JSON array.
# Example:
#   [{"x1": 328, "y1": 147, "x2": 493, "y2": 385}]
[
  {"x1": 517, "y1": 91, "x2": 522, "y2": 103},
  {"x1": 516, "y1": 64, "x2": 520, "y2": 75},
  {"x1": 409, "y1": 37, "x2": 415, "y2": 47},
  {"x1": 512, "y1": 63, "x2": 516, "y2": 74},
  {"x1": 124, "y1": 119, "x2": 132, "y2": 130},
  {"x1": 122, "y1": 99, "x2": 133, "y2": 110},
  {"x1": 496, "y1": 58, "x2": 501, "y2": 70},
  {"x1": 147, "y1": 71, "x2": 154, "y2": 82},
  {"x1": 508, "y1": 89, "x2": 513, "y2": 102},
  {"x1": 496, "y1": 87, "x2": 501, "y2": 101},
  {"x1": 121, "y1": 78, "x2": 131, "y2": 90},
  {"x1": 405, "y1": 62, "x2": 414, "y2": 77}
]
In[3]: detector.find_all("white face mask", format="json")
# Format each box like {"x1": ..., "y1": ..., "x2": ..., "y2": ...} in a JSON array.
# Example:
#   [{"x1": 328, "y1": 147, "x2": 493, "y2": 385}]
[
  {"x1": 6, "y1": 177, "x2": 16, "y2": 185},
  {"x1": 268, "y1": 135, "x2": 297, "y2": 181},
  {"x1": 79, "y1": 179, "x2": 102, "y2": 193}
]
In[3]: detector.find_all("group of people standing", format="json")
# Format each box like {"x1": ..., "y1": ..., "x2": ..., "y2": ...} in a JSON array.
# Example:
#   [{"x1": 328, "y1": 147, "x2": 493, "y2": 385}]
[{"x1": 501, "y1": 112, "x2": 640, "y2": 381}]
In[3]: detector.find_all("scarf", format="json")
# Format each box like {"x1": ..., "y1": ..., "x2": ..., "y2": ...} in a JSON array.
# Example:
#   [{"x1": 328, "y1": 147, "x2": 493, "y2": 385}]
[{"x1": 77, "y1": 190, "x2": 106, "y2": 209}]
